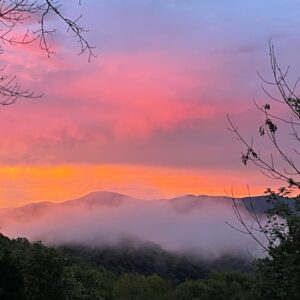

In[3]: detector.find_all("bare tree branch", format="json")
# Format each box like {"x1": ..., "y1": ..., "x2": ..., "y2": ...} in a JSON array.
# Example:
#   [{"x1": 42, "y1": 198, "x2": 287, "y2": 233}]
[{"x1": 0, "y1": 0, "x2": 94, "y2": 105}]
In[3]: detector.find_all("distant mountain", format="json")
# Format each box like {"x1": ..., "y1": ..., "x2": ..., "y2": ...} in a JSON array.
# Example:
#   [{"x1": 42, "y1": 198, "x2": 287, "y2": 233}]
[
  {"x1": 60, "y1": 191, "x2": 137, "y2": 208},
  {"x1": 0, "y1": 191, "x2": 278, "y2": 255},
  {"x1": 0, "y1": 191, "x2": 271, "y2": 220},
  {"x1": 0, "y1": 191, "x2": 273, "y2": 230},
  {"x1": 167, "y1": 195, "x2": 232, "y2": 214},
  {"x1": 0, "y1": 191, "x2": 136, "y2": 223},
  {"x1": 166, "y1": 194, "x2": 272, "y2": 215},
  {"x1": 0, "y1": 201, "x2": 55, "y2": 223}
]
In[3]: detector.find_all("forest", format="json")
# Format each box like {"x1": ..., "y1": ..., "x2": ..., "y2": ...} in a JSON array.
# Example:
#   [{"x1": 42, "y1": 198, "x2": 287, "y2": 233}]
[
  {"x1": 1, "y1": 208, "x2": 300, "y2": 300},
  {"x1": 0, "y1": 233, "x2": 259, "y2": 300}
]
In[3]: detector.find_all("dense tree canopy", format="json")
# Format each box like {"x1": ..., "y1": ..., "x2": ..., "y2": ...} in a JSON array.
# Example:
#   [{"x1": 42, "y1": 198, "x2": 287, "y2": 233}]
[{"x1": 0, "y1": 233, "x2": 260, "y2": 300}]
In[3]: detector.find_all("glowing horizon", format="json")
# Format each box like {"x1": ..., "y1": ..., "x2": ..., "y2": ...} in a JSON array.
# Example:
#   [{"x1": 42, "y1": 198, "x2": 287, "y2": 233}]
[{"x1": 0, "y1": 163, "x2": 277, "y2": 208}]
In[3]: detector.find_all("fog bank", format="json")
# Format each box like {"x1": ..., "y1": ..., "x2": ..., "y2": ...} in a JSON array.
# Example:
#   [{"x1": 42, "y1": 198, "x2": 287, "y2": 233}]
[{"x1": 0, "y1": 191, "x2": 268, "y2": 258}]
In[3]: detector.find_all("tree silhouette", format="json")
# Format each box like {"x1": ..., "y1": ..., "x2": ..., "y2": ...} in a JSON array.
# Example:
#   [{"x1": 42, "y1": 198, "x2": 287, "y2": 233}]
[
  {"x1": 228, "y1": 42, "x2": 300, "y2": 299},
  {"x1": 0, "y1": 0, "x2": 94, "y2": 105},
  {"x1": 228, "y1": 42, "x2": 300, "y2": 188}
]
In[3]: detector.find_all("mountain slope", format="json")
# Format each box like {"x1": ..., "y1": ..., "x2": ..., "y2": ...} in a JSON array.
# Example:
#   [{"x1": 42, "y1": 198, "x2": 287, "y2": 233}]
[{"x1": 0, "y1": 191, "x2": 273, "y2": 256}]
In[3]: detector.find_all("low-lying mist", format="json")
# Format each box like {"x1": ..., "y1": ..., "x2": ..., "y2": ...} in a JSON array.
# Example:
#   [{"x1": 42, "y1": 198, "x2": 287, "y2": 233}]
[{"x1": 0, "y1": 191, "x2": 268, "y2": 258}]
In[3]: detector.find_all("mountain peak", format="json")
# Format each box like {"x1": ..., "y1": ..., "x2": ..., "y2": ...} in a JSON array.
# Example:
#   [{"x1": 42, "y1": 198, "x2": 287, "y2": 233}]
[
  {"x1": 62, "y1": 190, "x2": 135, "y2": 207},
  {"x1": 168, "y1": 194, "x2": 231, "y2": 213}
]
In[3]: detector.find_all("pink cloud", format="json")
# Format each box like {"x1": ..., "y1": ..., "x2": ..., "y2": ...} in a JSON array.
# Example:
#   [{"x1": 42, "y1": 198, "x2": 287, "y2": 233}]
[
  {"x1": 42, "y1": 51, "x2": 239, "y2": 139},
  {"x1": 0, "y1": 46, "x2": 255, "y2": 167}
]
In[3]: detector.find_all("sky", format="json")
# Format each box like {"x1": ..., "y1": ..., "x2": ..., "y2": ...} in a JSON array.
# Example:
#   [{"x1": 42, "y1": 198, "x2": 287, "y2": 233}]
[{"x1": 1, "y1": 0, "x2": 300, "y2": 207}]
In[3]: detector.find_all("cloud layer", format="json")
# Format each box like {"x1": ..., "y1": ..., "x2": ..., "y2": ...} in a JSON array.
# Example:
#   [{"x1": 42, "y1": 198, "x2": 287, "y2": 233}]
[{"x1": 1, "y1": 0, "x2": 300, "y2": 204}]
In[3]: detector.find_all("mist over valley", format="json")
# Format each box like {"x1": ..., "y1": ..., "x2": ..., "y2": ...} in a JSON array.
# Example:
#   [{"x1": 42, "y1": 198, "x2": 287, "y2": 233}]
[{"x1": 0, "y1": 191, "x2": 269, "y2": 258}]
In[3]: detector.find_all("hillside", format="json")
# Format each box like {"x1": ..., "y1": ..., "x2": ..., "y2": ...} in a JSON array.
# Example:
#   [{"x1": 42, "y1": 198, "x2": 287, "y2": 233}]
[
  {"x1": 0, "y1": 233, "x2": 256, "y2": 300},
  {"x1": 0, "y1": 191, "x2": 273, "y2": 256}
]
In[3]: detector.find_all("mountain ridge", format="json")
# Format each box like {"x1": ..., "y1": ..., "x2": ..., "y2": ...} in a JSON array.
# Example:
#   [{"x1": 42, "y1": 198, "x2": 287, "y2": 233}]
[
  {"x1": 0, "y1": 191, "x2": 271, "y2": 226},
  {"x1": 0, "y1": 190, "x2": 267, "y2": 211},
  {"x1": 0, "y1": 190, "x2": 277, "y2": 254}
]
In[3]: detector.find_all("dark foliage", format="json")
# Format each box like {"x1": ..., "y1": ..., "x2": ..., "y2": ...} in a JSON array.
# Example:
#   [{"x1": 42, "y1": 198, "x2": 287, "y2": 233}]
[
  {"x1": 59, "y1": 242, "x2": 210, "y2": 283},
  {"x1": 59, "y1": 241, "x2": 255, "y2": 282},
  {"x1": 0, "y1": 233, "x2": 258, "y2": 300}
]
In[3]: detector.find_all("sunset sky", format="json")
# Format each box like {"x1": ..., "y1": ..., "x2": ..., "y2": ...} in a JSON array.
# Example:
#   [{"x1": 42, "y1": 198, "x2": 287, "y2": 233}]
[{"x1": 1, "y1": 0, "x2": 300, "y2": 207}]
